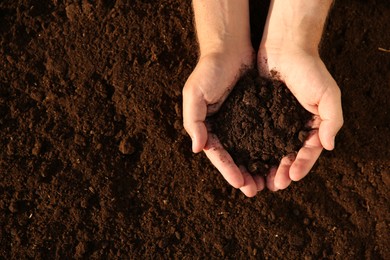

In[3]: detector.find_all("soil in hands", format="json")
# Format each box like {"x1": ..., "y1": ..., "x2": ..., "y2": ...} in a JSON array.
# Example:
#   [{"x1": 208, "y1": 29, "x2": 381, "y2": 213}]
[{"x1": 208, "y1": 69, "x2": 313, "y2": 175}]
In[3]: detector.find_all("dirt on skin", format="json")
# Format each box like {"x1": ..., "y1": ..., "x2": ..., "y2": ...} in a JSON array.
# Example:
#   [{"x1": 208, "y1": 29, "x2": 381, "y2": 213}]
[
  {"x1": 209, "y1": 69, "x2": 312, "y2": 175},
  {"x1": 1, "y1": 0, "x2": 389, "y2": 259}
]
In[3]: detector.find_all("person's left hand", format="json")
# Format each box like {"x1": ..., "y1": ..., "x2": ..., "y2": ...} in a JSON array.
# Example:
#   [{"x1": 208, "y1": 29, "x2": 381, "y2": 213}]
[{"x1": 258, "y1": 46, "x2": 344, "y2": 191}]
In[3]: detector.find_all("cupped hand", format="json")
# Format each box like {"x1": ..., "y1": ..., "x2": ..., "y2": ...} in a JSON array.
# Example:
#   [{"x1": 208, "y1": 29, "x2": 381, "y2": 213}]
[
  {"x1": 183, "y1": 52, "x2": 265, "y2": 197},
  {"x1": 258, "y1": 47, "x2": 344, "y2": 191}
]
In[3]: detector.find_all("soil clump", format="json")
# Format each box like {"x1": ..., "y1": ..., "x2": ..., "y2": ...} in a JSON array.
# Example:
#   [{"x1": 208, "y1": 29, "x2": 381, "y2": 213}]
[{"x1": 210, "y1": 69, "x2": 312, "y2": 174}]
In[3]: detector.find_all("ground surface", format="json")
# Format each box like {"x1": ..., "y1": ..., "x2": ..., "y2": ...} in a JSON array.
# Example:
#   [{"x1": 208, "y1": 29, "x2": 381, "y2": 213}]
[{"x1": 0, "y1": 0, "x2": 389, "y2": 259}]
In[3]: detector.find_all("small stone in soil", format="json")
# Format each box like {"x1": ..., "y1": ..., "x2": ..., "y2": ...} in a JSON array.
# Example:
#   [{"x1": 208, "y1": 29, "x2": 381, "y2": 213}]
[{"x1": 119, "y1": 138, "x2": 135, "y2": 155}]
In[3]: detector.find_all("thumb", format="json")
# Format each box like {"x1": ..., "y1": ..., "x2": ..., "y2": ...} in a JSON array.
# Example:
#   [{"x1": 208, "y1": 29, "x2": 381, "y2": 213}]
[
  {"x1": 318, "y1": 86, "x2": 343, "y2": 150},
  {"x1": 182, "y1": 81, "x2": 208, "y2": 153}
]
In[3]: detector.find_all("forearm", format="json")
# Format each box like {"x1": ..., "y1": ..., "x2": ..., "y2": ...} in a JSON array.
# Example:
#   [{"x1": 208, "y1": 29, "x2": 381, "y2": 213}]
[
  {"x1": 193, "y1": 0, "x2": 252, "y2": 57},
  {"x1": 261, "y1": 0, "x2": 334, "y2": 53}
]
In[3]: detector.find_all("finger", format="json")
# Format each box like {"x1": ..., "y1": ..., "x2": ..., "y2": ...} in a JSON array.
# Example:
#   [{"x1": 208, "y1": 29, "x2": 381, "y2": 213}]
[
  {"x1": 318, "y1": 86, "x2": 343, "y2": 150},
  {"x1": 274, "y1": 154, "x2": 295, "y2": 190},
  {"x1": 203, "y1": 133, "x2": 244, "y2": 189},
  {"x1": 253, "y1": 174, "x2": 266, "y2": 192},
  {"x1": 183, "y1": 83, "x2": 208, "y2": 153},
  {"x1": 239, "y1": 166, "x2": 258, "y2": 197},
  {"x1": 289, "y1": 130, "x2": 323, "y2": 181},
  {"x1": 266, "y1": 167, "x2": 279, "y2": 192}
]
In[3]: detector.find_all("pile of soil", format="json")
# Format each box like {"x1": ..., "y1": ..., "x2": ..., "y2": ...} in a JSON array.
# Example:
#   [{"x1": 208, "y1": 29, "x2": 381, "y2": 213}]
[
  {"x1": 1, "y1": 0, "x2": 389, "y2": 259},
  {"x1": 209, "y1": 69, "x2": 312, "y2": 174}
]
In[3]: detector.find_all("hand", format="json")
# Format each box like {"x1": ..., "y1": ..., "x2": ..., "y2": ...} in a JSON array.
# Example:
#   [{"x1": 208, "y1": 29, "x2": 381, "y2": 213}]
[
  {"x1": 257, "y1": 0, "x2": 343, "y2": 191},
  {"x1": 258, "y1": 46, "x2": 343, "y2": 191},
  {"x1": 183, "y1": 51, "x2": 265, "y2": 197}
]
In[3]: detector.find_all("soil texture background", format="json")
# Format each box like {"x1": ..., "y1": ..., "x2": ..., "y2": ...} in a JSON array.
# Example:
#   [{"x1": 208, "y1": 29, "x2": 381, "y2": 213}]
[{"x1": 1, "y1": 0, "x2": 389, "y2": 259}]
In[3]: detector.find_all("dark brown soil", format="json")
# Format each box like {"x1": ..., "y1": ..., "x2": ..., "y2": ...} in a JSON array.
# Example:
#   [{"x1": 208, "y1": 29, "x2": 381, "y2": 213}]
[
  {"x1": 209, "y1": 69, "x2": 312, "y2": 175},
  {"x1": 1, "y1": 0, "x2": 389, "y2": 259}
]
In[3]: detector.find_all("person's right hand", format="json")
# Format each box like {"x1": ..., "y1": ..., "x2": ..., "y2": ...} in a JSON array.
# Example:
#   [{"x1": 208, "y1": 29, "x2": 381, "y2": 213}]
[
  {"x1": 182, "y1": 51, "x2": 265, "y2": 197},
  {"x1": 258, "y1": 47, "x2": 343, "y2": 191}
]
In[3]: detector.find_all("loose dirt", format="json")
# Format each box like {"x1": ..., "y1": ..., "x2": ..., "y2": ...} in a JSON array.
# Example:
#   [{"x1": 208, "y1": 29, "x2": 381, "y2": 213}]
[
  {"x1": 209, "y1": 69, "x2": 312, "y2": 175},
  {"x1": 0, "y1": 0, "x2": 389, "y2": 259}
]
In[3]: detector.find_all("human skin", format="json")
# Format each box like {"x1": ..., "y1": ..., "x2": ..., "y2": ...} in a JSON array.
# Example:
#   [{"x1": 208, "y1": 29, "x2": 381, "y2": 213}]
[
  {"x1": 258, "y1": 0, "x2": 343, "y2": 191},
  {"x1": 183, "y1": 0, "x2": 343, "y2": 197}
]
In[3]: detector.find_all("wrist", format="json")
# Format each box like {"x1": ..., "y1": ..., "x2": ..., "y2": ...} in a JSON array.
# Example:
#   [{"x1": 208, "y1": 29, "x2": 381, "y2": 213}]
[
  {"x1": 260, "y1": 0, "x2": 333, "y2": 54},
  {"x1": 193, "y1": 0, "x2": 253, "y2": 63},
  {"x1": 198, "y1": 46, "x2": 255, "y2": 74},
  {"x1": 199, "y1": 43, "x2": 254, "y2": 64}
]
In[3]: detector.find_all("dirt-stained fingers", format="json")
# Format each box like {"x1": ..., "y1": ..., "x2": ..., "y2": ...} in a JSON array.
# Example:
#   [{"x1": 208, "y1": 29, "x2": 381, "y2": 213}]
[
  {"x1": 239, "y1": 166, "x2": 261, "y2": 197},
  {"x1": 318, "y1": 85, "x2": 343, "y2": 151},
  {"x1": 182, "y1": 81, "x2": 208, "y2": 153},
  {"x1": 273, "y1": 154, "x2": 295, "y2": 190},
  {"x1": 289, "y1": 130, "x2": 323, "y2": 181},
  {"x1": 203, "y1": 133, "x2": 244, "y2": 189},
  {"x1": 269, "y1": 129, "x2": 323, "y2": 190},
  {"x1": 253, "y1": 174, "x2": 266, "y2": 192},
  {"x1": 266, "y1": 167, "x2": 278, "y2": 192}
]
